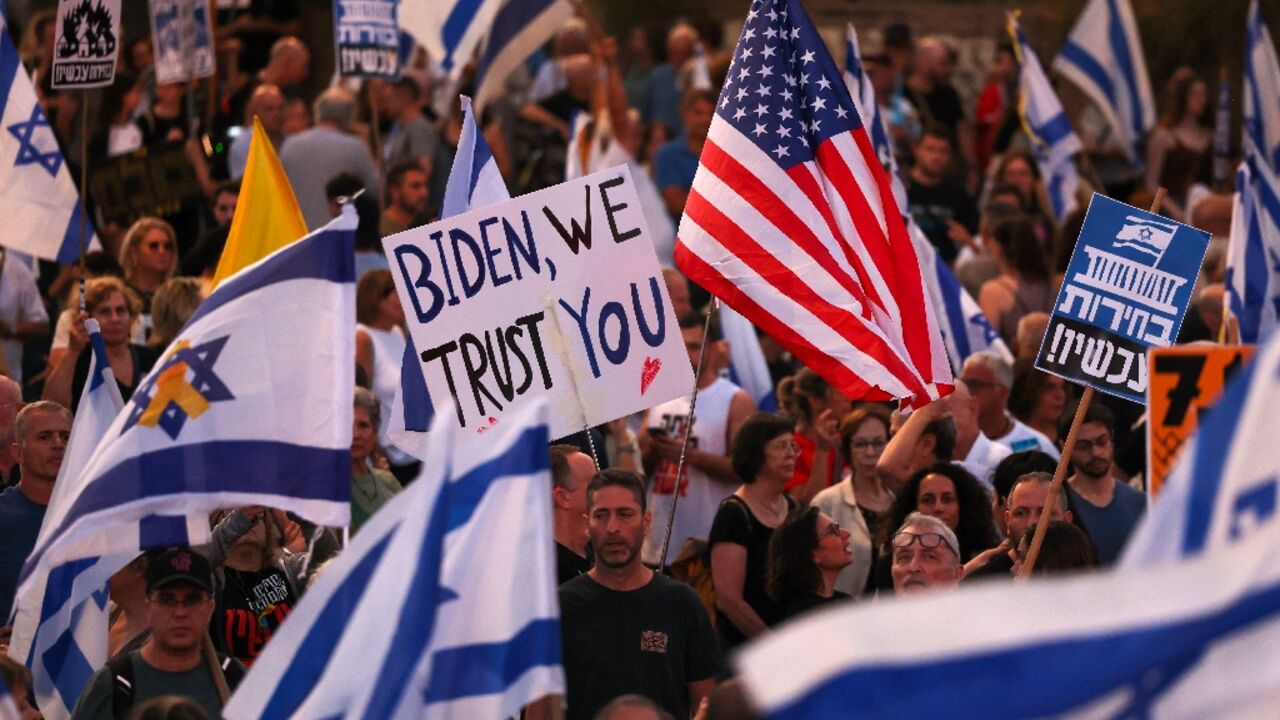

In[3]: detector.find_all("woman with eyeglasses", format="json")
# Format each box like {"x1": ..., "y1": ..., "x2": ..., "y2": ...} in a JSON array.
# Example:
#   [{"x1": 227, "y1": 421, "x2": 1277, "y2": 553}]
[
  {"x1": 354, "y1": 269, "x2": 418, "y2": 484},
  {"x1": 767, "y1": 507, "x2": 854, "y2": 623},
  {"x1": 709, "y1": 413, "x2": 799, "y2": 651},
  {"x1": 43, "y1": 276, "x2": 160, "y2": 412},
  {"x1": 118, "y1": 217, "x2": 179, "y2": 338},
  {"x1": 810, "y1": 405, "x2": 892, "y2": 598},
  {"x1": 870, "y1": 463, "x2": 999, "y2": 592}
]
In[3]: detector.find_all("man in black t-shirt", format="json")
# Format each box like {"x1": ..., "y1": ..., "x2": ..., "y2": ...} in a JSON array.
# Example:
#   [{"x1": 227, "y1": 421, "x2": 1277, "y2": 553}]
[
  {"x1": 527, "y1": 469, "x2": 720, "y2": 720},
  {"x1": 550, "y1": 444, "x2": 596, "y2": 584},
  {"x1": 907, "y1": 125, "x2": 978, "y2": 264}
]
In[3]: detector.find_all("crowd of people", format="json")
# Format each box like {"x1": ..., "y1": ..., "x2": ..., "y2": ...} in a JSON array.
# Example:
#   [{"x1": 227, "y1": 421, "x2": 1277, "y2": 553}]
[{"x1": 0, "y1": 4, "x2": 1239, "y2": 719}]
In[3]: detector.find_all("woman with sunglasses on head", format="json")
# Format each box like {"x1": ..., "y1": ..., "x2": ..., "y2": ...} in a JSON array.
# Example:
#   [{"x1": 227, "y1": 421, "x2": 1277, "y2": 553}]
[
  {"x1": 354, "y1": 269, "x2": 418, "y2": 485},
  {"x1": 767, "y1": 506, "x2": 854, "y2": 623},
  {"x1": 810, "y1": 405, "x2": 892, "y2": 598}
]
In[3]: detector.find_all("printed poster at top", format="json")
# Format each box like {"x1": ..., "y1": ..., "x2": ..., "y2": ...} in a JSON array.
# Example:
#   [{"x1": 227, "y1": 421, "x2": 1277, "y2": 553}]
[
  {"x1": 1036, "y1": 193, "x2": 1211, "y2": 404},
  {"x1": 334, "y1": 0, "x2": 400, "y2": 78},
  {"x1": 150, "y1": 0, "x2": 216, "y2": 85},
  {"x1": 52, "y1": 0, "x2": 122, "y2": 88},
  {"x1": 384, "y1": 165, "x2": 695, "y2": 440}
]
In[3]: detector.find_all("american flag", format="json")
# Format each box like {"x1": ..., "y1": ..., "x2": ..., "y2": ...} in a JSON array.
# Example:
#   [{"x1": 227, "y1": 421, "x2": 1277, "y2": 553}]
[{"x1": 674, "y1": 0, "x2": 952, "y2": 407}]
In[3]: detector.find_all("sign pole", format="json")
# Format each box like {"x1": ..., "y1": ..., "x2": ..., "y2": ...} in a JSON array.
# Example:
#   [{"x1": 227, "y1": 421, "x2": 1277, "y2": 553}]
[
  {"x1": 78, "y1": 95, "x2": 89, "y2": 311},
  {"x1": 1021, "y1": 188, "x2": 1166, "y2": 577},
  {"x1": 656, "y1": 304, "x2": 716, "y2": 571}
]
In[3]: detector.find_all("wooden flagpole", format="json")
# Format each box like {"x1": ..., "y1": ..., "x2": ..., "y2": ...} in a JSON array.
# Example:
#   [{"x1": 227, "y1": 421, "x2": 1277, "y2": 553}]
[{"x1": 1020, "y1": 188, "x2": 1166, "y2": 576}]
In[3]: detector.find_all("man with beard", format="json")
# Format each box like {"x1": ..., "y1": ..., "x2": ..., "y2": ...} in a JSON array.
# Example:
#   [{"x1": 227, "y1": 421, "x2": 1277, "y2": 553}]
[
  {"x1": 530, "y1": 469, "x2": 719, "y2": 720},
  {"x1": 1064, "y1": 404, "x2": 1145, "y2": 566}
]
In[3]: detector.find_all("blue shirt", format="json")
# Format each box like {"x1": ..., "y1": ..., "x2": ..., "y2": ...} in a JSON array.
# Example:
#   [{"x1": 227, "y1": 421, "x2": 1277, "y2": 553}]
[
  {"x1": 643, "y1": 64, "x2": 683, "y2": 135},
  {"x1": 0, "y1": 485, "x2": 47, "y2": 621},
  {"x1": 653, "y1": 138, "x2": 700, "y2": 218},
  {"x1": 1067, "y1": 480, "x2": 1146, "y2": 566}
]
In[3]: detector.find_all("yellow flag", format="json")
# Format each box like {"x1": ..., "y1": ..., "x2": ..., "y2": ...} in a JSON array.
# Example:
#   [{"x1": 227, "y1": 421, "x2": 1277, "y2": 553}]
[{"x1": 211, "y1": 117, "x2": 308, "y2": 287}]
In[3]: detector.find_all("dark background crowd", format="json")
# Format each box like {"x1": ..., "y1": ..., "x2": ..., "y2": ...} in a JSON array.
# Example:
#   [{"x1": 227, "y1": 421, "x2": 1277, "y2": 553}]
[{"x1": 0, "y1": 1, "x2": 1266, "y2": 718}]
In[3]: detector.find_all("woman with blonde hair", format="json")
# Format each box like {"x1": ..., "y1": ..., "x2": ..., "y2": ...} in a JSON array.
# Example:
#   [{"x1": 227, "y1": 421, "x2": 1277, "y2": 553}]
[
  {"x1": 43, "y1": 276, "x2": 159, "y2": 411},
  {"x1": 148, "y1": 277, "x2": 204, "y2": 349},
  {"x1": 118, "y1": 217, "x2": 178, "y2": 336}
]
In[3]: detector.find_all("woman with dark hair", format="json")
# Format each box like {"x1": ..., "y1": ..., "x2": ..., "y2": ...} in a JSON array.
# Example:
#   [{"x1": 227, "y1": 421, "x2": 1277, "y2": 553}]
[
  {"x1": 811, "y1": 405, "x2": 892, "y2": 597},
  {"x1": 776, "y1": 368, "x2": 851, "y2": 504},
  {"x1": 1009, "y1": 358, "x2": 1068, "y2": 446},
  {"x1": 991, "y1": 150, "x2": 1053, "y2": 246},
  {"x1": 709, "y1": 413, "x2": 799, "y2": 650},
  {"x1": 871, "y1": 463, "x2": 999, "y2": 590},
  {"x1": 978, "y1": 215, "x2": 1054, "y2": 345},
  {"x1": 768, "y1": 507, "x2": 853, "y2": 622},
  {"x1": 1145, "y1": 67, "x2": 1211, "y2": 220},
  {"x1": 88, "y1": 71, "x2": 142, "y2": 159},
  {"x1": 1015, "y1": 520, "x2": 1098, "y2": 576}
]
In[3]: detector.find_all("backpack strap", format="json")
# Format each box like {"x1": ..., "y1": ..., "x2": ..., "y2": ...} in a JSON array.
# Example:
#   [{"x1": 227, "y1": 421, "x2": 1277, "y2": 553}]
[{"x1": 107, "y1": 653, "x2": 135, "y2": 720}]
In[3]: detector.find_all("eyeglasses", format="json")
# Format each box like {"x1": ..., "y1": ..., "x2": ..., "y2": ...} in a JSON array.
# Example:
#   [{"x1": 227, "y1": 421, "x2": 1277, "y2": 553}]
[
  {"x1": 892, "y1": 531, "x2": 957, "y2": 556},
  {"x1": 820, "y1": 521, "x2": 842, "y2": 538},
  {"x1": 1075, "y1": 433, "x2": 1111, "y2": 453},
  {"x1": 151, "y1": 592, "x2": 209, "y2": 608},
  {"x1": 850, "y1": 439, "x2": 886, "y2": 452}
]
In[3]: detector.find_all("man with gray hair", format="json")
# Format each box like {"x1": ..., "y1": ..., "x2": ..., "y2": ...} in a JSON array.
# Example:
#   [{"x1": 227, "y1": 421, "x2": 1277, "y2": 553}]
[
  {"x1": 280, "y1": 86, "x2": 380, "y2": 228},
  {"x1": 960, "y1": 350, "x2": 1058, "y2": 459},
  {"x1": 0, "y1": 400, "x2": 71, "y2": 621},
  {"x1": 890, "y1": 512, "x2": 964, "y2": 594},
  {"x1": 0, "y1": 375, "x2": 24, "y2": 486}
]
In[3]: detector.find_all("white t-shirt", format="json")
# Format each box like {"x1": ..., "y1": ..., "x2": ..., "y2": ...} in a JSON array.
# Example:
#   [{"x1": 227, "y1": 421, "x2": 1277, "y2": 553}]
[
  {"x1": 957, "y1": 432, "x2": 1012, "y2": 491},
  {"x1": 990, "y1": 415, "x2": 1060, "y2": 460},
  {"x1": 0, "y1": 254, "x2": 48, "y2": 384}
]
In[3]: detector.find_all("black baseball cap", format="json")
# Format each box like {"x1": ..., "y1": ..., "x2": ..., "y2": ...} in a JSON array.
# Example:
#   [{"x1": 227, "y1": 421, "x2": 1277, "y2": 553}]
[{"x1": 146, "y1": 547, "x2": 213, "y2": 594}]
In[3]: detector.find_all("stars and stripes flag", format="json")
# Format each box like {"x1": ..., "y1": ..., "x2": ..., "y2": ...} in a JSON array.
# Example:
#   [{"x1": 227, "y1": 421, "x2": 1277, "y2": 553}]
[
  {"x1": 1245, "y1": 0, "x2": 1280, "y2": 172},
  {"x1": 1008, "y1": 13, "x2": 1084, "y2": 221},
  {"x1": 842, "y1": 22, "x2": 1011, "y2": 371},
  {"x1": 224, "y1": 397, "x2": 562, "y2": 720},
  {"x1": 674, "y1": 0, "x2": 952, "y2": 409},
  {"x1": 1052, "y1": 0, "x2": 1155, "y2": 166}
]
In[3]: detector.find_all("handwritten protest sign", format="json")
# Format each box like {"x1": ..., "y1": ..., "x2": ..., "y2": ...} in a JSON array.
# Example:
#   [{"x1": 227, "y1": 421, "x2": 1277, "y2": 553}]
[
  {"x1": 334, "y1": 0, "x2": 400, "y2": 78},
  {"x1": 385, "y1": 166, "x2": 694, "y2": 439},
  {"x1": 150, "y1": 0, "x2": 215, "y2": 85},
  {"x1": 1147, "y1": 345, "x2": 1254, "y2": 496},
  {"x1": 1036, "y1": 194, "x2": 1210, "y2": 403},
  {"x1": 52, "y1": 0, "x2": 122, "y2": 88}
]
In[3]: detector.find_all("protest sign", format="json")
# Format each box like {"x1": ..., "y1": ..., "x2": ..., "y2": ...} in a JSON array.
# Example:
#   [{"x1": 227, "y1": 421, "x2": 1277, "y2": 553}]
[
  {"x1": 90, "y1": 145, "x2": 202, "y2": 226},
  {"x1": 150, "y1": 0, "x2": 216, "y2": 85},
  {"x1": 52, "y1": 0, "x2": 121, "y2": 88},
  {"x1": 1036, "y1": 193, "x2": 1210, "y2": 403},
  {"x1": 334, "y1": 0, "x2": 400, "y2": 78},
  {"x1": 385, "y1": 165, "x2": 694, "y2": 440},
  {"x1": 1147, "y1": 344, "x2": 1254, "y2": 496}
]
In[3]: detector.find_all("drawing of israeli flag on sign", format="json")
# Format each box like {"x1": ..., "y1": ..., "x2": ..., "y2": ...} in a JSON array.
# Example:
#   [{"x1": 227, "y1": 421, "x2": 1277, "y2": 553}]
[{"x1": 1113, "y1": 215, "x2": 1177, "y2": 262}]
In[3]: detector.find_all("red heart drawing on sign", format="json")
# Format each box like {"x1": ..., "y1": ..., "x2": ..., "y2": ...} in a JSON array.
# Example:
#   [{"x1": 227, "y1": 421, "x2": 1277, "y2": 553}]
[{"x1": 641, "y1": 357, "x2": 662, "y2": 395}]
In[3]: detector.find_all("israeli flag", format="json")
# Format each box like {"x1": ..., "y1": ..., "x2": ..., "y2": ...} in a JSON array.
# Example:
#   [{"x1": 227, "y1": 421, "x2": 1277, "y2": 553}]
[
  {"x1": 389, "y1": 96, "x2": 509, "y2": 461},
  {"x1": 223, "y1": 397, "x2": 563, "y2": 720},
  {"x1": 1246, "y1": 0, "x2": 1280, "y2": 171},
  {"x1": 401, "y1": 0, "x2": 504, "y2": 85},
  {"x1": 1009, "y1": 14, "x2": 1084, "y2": 221},
  {"x1": 0, "y1": 13, "x2": 97, "y2": 262},
  {"x1": 1114, "y1": 215, "x2": 1177, "y2": 260},
  {"x1": 13, "y1": 210, "x2": 357, "y2": 627},
  {"x1": 738, "y1": 331, "x2": 1280, "y2": 719},
  {"x1": 472, "y1": 0, "x2": 572, "y2": 114},
  {"x1": 842, "y1": 23, "x2": 1010, "y2": 371},
  {"x1": 6, "y1": 320, "x2": 125, "y2": 720},
  {"x1": 1226, "y1": 157, "x2": 1280, "y2": 343},
  {"x1": 1052, "y1": 0, "x2": 1155, "y2": 165}
]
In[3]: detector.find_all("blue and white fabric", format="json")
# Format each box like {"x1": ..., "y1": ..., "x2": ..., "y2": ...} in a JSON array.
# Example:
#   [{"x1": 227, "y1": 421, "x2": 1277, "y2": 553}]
[
  {"x1": 1226, "y1": 156, "x2": 1280, "y2": 343},
  {"x1": 223, "y1": 397, "x2": 563, "y2": 720}
]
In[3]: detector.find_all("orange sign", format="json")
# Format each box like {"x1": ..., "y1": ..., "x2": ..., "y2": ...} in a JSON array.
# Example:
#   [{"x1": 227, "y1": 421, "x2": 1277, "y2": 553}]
[{"x1": 1147, "y1": 345, "x2": 1255, "y2": 496}]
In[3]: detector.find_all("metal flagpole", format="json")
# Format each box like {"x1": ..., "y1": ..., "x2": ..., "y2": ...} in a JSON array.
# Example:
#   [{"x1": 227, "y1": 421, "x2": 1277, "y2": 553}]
[{"x1": 656, "y1": 304, "x2": 716, "y2": 571}]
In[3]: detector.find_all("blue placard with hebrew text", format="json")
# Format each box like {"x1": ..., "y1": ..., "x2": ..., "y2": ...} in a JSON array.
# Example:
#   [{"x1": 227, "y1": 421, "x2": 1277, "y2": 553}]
[{"x1": 1036, "y1": 193, "x2": 1211, "y2": 404}]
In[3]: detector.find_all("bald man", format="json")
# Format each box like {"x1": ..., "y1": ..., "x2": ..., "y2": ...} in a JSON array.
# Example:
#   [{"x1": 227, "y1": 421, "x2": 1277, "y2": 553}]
[{"x1": 228, "y1": 83, "x2": 285, "y2": 179}]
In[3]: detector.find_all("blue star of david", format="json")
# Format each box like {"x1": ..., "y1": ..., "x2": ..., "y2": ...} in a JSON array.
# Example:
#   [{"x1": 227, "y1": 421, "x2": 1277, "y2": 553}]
[
  {"x1": 969, "y1": 313, "x2": 1000, "y2": 345},
  {"x1": 1138, "y1": 227, "x2": 1154, "y2": 242},
  {"x1": 122, "y1": 335, "x2": 235, "y2": 439},
  {"x1": 7, "y1": 105, "x2": 62, "y2": 177}
]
